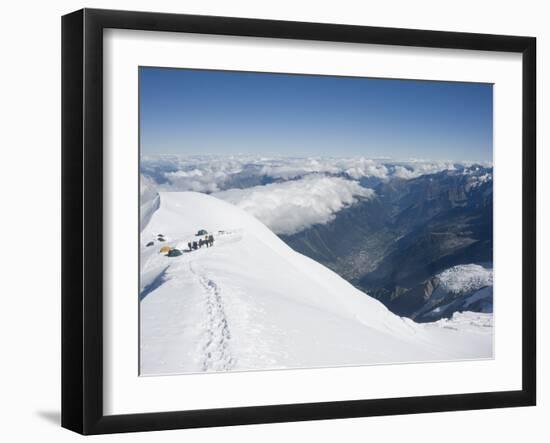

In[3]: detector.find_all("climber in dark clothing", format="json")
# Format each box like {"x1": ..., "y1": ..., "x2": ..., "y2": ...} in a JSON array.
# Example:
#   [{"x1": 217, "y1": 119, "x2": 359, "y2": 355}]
[
  {"x1": 208, "y1": 234, "x2": 214, "y2": 247},
  {"x1": 188, "y1": 242, "x2": 192, "y2": 251}
]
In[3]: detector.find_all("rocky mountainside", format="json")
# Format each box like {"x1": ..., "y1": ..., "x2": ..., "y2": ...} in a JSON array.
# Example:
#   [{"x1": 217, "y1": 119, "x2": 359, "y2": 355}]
[{"x1": 280, "y1": 166, "x2": 493, "y2": 321}]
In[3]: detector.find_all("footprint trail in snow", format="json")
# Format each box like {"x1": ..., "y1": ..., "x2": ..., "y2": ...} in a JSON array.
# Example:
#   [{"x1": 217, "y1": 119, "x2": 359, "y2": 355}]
[{"x1": 190, "y1": 263, "x2": 235, "y2": 372}]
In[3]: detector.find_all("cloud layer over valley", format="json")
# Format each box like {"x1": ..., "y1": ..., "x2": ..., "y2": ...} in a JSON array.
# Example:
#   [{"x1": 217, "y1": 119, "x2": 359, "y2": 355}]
[
  {"x1": 215, "y1": 175, "x2": 375, "y2": 235},
  {"x1": 141, "y1": 154, "x2": 492, "y2": 234}
]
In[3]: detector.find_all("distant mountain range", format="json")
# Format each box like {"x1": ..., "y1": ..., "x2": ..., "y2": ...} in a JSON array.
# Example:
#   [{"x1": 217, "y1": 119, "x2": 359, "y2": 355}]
[{"x1": 280, "y1": 165, "x2": 493, "y2": 322}]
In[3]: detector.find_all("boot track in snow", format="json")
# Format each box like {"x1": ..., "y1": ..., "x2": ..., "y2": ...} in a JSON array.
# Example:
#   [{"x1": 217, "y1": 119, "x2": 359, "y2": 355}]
[{"x1": 190, "y1": 263, "x2": 235, "y2": 372}]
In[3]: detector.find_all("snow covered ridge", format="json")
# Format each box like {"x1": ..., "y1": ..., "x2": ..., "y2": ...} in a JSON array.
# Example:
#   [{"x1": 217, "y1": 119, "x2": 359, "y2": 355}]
[
  {"x1": 437, "y1": 264, "x2": 493, "y2": 294},
  {"x1": 140, "y1": 191, "x2": 493, "y2": 375},
  {"x1": 214, "y1": 175, "x2": 375, "y2": 235}
]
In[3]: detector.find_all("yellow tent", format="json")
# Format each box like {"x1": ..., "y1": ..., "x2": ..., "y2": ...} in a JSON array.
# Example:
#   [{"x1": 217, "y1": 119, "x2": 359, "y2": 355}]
[{"x1": 159, "y1": 245, "x2": 171, "y2": 254}]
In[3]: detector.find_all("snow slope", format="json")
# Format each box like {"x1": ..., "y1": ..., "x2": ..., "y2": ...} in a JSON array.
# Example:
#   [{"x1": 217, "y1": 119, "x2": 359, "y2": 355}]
[{"x1": 140, "y1": 191, "x2": 493, "y2": 375}]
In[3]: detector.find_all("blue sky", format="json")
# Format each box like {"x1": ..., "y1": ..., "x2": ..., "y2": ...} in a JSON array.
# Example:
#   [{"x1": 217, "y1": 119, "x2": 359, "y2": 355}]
[{"x1": 139, "y1": 67, "x2": 493, "y2": 162}]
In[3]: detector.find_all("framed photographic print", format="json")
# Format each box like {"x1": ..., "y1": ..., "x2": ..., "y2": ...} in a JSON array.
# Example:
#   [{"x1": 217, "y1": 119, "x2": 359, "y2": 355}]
[{"x1": 61, "y1": 8, "x2": 536, "y2": 435}]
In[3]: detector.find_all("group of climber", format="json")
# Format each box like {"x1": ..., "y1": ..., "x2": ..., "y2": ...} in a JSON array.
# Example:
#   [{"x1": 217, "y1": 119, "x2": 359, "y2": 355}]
[
  {"x1": 188, "y1": 234, "x2": 215, "y2": 251},
  {"x1": 145, "y1": 230, "x2": 217, "y2": 256}
]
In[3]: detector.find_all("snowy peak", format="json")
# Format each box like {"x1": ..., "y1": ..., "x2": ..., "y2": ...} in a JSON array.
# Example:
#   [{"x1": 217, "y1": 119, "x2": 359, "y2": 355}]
[{"x1": 437, "y1": 264, "x2": 493, "y2": 294}]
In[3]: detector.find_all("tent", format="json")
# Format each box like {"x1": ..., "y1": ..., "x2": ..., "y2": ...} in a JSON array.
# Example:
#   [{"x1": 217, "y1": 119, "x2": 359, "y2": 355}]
[
  {"x1": 196, "y1": 229, "x2": 208, "y2": 236},
  {"x1": 167, "y1": 249, "x2": 183, "y2": 257},
  {"x1": 159, "y1": 245, "x2": 171, "y2": 254}
]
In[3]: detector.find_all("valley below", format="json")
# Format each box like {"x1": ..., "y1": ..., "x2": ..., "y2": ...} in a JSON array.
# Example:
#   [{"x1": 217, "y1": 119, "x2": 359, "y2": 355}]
[{"x1": 280, "y1": 166, "x2": 493, "y2": 322}]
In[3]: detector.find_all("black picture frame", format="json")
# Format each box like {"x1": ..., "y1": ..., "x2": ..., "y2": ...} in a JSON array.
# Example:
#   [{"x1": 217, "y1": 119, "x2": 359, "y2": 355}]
[{"x1": 61, "y1": 8, "x2": 536, "y2": 435}]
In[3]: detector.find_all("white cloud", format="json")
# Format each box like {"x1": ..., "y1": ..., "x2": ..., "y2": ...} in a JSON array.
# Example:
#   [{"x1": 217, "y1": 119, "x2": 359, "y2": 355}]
[
  {"x1": 140, "y1": 155, "x2": 491, "y2": 234},
  {"x1": 142, "y1": 155, "x2": 248, "y2": 193},
  {"x1": 342, "y1": 159, "x2": 389, "y2": 179},
  {"x1": 214, "y1": 175, "x2": 375, "y2": 235},
  {"x1": 258, "y1": 157, "x2": 392, "y2": 181},
  {"x1": 259, "y1": 158, "x2": 340, "y2": 180},
  {"x1": 390, "y1": 165, "x2": 415, "y2": 180},
  {"x1": 141, "y1": 155, "x2": 473, "y2": 191},
  {"x1": 391, "y1": 161, "x2": 457, "y2": 179},
  {"x1": 163, "y1": 169, "x2": 226, "y2": 193}
]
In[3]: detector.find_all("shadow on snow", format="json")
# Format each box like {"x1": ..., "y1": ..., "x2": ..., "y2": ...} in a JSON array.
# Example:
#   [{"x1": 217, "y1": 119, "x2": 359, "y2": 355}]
[{"x1": 140, "y1": 266, "x2": 169, "y2": 301}]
